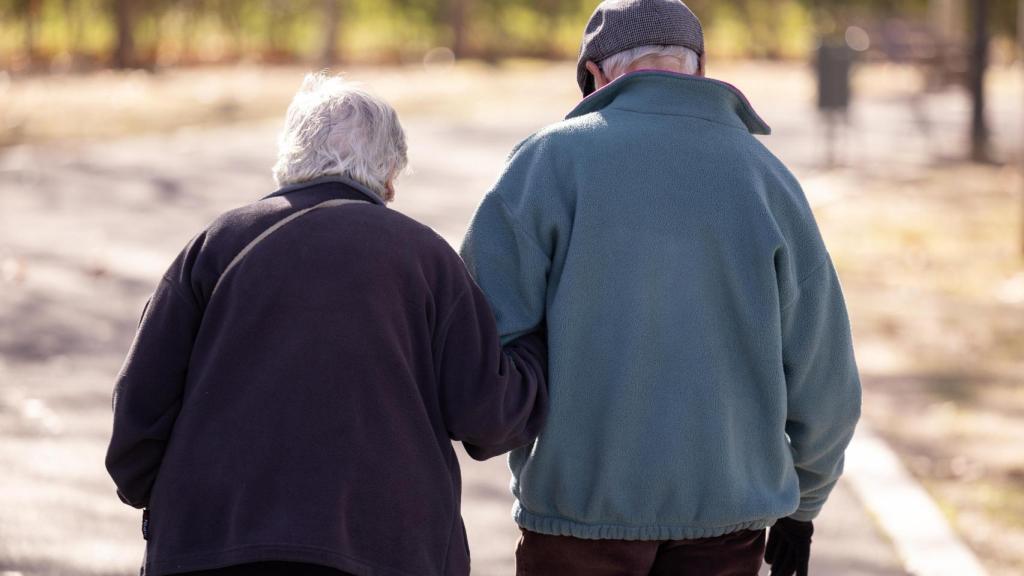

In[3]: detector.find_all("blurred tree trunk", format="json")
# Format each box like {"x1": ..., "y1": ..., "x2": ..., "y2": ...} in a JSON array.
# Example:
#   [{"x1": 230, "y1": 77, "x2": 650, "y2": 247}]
[
  {"x1": 63, "y1": 0, "x2": 78, "y2": 59},
  {"x1": 265, "y1": 0, "x2": 286, "y2": 57},
  {"x1": 734, "y1": 0, "x2": 783, "y2": 59},
  {"x1": 112, "y1": 0, "x2": 135, "y2": 69},
  {"x1": 969, "y1": 0, "x2": 990, "y2": 162},
  {"x1": 216, "y1": 0, "x2": 245, "y2": 61},
  {"x1": 321, "y1": 0, "x2": 343, "y2": 67},
  {"x1": 22, "y1": 0, "x2": 40, "y2": 64},
  {"x1": 179, "y1": 0, "x2": 199, "y2": 64},
  {"x1": 1019, "y1": 0, "x2": 1023, "y2": 256},
  {"x1": 538, "y1": 0, "x2": 560, "y2": 56},
  {"x1": 447, "y1": 0, "x2": 469, "y2": 58}
]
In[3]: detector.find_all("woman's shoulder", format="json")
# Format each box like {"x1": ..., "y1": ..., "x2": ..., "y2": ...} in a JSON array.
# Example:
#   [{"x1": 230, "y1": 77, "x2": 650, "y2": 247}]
[{"x1": 385, "y1": 209, "x2": 468, "y2": 272}]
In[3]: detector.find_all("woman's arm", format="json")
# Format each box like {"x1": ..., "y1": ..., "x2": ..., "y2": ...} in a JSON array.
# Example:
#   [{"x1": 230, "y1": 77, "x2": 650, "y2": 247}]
[
  {"x1": 106, "y1": 275, "x2": 201, "y2": 508},
  {"x1": 436, "y1": 284, "x2": 549, "y2": 461}
]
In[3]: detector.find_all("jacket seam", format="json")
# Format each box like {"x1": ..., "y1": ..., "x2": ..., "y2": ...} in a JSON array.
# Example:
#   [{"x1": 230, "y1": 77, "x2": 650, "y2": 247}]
[
  {"x1": 432, "y1": 289, "x2": 471, "y2": 576},
  {"x1": 159, "y1": 276, "x2": 199, "y2": 310},
  {"x1": 780, "y1": 254, "x2": 831, "y2": 312},
  {"x1": 433, "y1": 287, "x2": 471, "y2": 575},
  {"x1": 490, "y1": 193, "x2": 553, "y2": 266},
  {"x1": 435, "y1": 288, "x2": 471, "y2": 346},
  {"x1": 441, "y1": 504, "x2": 458, "y2": 575}
]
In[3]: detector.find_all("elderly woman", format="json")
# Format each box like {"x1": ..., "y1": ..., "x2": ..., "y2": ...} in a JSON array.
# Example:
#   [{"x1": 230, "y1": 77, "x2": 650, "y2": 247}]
[{"x1": 105, "y1": 74, "x2": 548, "y2": 576}]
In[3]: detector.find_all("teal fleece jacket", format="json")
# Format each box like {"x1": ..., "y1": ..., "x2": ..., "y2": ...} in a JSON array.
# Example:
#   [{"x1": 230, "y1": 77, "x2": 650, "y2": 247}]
[{"x1": 460, "y1": 71, "x2": 862, "y2": 540}]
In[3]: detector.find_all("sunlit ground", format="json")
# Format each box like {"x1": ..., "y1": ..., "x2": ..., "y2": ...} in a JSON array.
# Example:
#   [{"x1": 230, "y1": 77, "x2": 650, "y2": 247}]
[{"x1": 1, "y1": 59, "x2": 1022, "y2": 574}]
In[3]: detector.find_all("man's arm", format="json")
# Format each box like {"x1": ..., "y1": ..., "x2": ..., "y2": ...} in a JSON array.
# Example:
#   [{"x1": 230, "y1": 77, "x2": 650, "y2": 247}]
[
  {"x1": 437, "y1": 284, "x2": 548, "y2": 461},
  {"x1": 781, "y1": 254, "x2": 862, "y2": 521},
  {"x1": 455, "y1": 134, "x2": 564, "y2": 456},
  {"x1": 460, "y1": 191, "x2": 550, "y2": 343},
  {"x1": 105, "y1": 275, "x2": 201, "y2": 508},
  {"x1": 460, "y1": 126, "x2": 571, "y2": 343}
]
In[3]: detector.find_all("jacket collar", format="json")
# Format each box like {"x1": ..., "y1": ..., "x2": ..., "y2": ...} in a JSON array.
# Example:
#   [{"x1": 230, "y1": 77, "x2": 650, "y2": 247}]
[
  {"x1": 565, "y1": 71, "x2": 771, "y2": 136},
  {"x1": 264, "y1": 174, "x2": 387, "y2": 205}
]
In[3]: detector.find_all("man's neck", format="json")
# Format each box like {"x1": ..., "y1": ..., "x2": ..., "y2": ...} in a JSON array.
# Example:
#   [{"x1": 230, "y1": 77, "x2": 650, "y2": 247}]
[{"x1": 625, "y1": 56, "x2": 692, "y2": 77}]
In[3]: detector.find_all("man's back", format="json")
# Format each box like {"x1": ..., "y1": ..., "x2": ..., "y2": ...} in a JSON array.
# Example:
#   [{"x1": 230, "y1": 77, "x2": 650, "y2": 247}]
[{"x1": 462, "y1": 71, "x2": 861, "y2": 540}]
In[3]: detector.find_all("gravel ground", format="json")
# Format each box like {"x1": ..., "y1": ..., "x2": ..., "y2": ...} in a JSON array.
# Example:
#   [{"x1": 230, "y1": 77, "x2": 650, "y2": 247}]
[
  {"x1": 0, "y1": 115, "x2": 908, "y2": 576},
  {"x1": 3, "y1": 60, "x2": 1021, "y2": 575}
]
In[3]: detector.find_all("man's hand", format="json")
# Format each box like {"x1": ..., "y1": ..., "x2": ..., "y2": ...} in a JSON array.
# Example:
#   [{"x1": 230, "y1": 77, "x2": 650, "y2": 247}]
[{"x1": 765, "y1": 517, "x2": 814, "y2": 576}]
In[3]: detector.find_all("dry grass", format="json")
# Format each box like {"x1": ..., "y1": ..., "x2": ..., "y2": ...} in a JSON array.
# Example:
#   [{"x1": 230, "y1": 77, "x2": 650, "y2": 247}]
[
  {"x1": 819, "y1": 163, "x2": 1024, "y2": 575},
  {"x1": 0, "y1": 60, "x2": 579, "y2": 147}
]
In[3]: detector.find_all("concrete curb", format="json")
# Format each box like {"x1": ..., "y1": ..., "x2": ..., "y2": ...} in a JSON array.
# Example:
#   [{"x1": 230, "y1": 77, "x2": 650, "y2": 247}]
[{"x1": 844, "y1": 423, "x2": 989, "y2": 576}]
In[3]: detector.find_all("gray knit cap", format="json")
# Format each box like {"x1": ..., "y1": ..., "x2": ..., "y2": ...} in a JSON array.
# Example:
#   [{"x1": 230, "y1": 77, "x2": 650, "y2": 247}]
[{"x1": 577, "y1": 0, "x2": 705, "y2": 96}]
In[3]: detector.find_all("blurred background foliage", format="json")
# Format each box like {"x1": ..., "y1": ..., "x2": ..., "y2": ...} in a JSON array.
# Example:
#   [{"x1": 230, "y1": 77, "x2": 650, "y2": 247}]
[{"x1": 0, "y1": 0, "x2": 1020, "y2": 71}]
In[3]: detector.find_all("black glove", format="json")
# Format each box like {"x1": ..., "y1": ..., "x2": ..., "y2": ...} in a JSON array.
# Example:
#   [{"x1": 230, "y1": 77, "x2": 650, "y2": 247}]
[{"x1": 765, "y1": 517, "x2": 814, "y2": 576}]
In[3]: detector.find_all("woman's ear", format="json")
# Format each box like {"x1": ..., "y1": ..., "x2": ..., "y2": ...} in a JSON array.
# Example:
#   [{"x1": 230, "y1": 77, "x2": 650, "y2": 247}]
[{"x1": 383, "y1": 179, "x2": 396, "y2": 204}]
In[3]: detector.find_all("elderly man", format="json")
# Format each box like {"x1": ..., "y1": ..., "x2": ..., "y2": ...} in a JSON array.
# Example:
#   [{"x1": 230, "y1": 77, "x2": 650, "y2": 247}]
[
  {"x1": 105, "y1": 74, "x2": 548, "y2": 576},
  {"x1": 460, "y1": 1, "x2": 861, "y2": 575}
]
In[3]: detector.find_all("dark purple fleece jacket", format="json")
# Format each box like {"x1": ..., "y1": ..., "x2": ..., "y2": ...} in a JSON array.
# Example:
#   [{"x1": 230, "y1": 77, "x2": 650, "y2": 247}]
[{"x1": 105, "y1": 177, "x2": 548, "y2": 576}]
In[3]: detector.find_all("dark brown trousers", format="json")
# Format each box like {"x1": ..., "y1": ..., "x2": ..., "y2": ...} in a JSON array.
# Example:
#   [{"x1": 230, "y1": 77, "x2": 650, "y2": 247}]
[{"x1": 515, "y1": 528, "x2": 766, "y2": 576}]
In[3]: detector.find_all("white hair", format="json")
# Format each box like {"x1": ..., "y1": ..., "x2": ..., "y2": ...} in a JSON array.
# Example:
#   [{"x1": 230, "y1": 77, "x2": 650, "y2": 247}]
[
  {"x1": 272, "y1": 73, "x2": 408, "y2": 200},
  {"x1": 599, "y1": 45, "x2": 700, "y2": 81}
]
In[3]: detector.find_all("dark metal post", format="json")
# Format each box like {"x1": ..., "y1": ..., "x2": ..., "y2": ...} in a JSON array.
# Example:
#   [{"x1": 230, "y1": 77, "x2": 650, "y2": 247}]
[
  {"x1": 816, "y1": 40, "x2": 854, "y2": 168},
  {"x1": 969, "y1": 0, "x2": 991, "y2": 162}
]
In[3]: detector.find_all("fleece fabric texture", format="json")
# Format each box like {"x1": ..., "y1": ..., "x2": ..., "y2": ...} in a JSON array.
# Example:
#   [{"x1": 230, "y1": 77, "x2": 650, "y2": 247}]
[
  {"x1": 106, "y1": 177, "x2": 549, "y2": 576},
  {"x1": 460, "y1": 71, "x2": 862, "y2": 541}
]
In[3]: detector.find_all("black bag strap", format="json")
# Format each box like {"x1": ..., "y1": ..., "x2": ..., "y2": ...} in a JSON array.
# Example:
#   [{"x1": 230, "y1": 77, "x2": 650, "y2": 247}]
[{"x1": 210, "y1": 198, "x2": 369, "y2": 299}]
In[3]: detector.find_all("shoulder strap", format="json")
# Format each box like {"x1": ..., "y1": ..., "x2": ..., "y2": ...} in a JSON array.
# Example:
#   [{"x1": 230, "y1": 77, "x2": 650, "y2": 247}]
[{"x1": 210, "y1": 198, "x2": 369, "y2": 299}]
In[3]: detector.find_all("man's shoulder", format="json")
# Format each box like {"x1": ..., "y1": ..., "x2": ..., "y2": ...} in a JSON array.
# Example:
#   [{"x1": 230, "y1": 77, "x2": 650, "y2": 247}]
[
  {"x1": 511, "y1": 113, "x2": 608, "y2": 155},
  {"x1": 493, "y1": 114, "x2": 606, "y2": 196}
]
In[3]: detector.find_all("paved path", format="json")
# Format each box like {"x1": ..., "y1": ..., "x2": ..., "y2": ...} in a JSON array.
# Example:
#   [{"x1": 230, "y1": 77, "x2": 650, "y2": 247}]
[
  {"x1": 9, "y1": 59, "x2": 1011, "y2": 573},
  {"x1": 0, "y1": 114, "x2": 908, "y2": 575}
]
